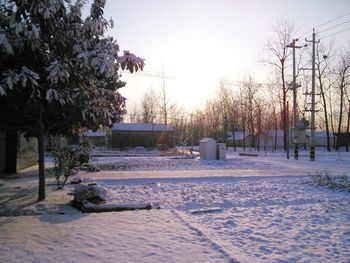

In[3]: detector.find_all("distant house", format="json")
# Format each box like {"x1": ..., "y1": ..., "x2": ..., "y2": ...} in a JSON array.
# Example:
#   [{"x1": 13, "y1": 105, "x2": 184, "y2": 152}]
[
  {"x1": 304, "y1": 131, "x2": 335, "y2": 147},
  {"x1": 227, "y1": 131, "x2": 253, "y2": 147},
  {"x1": 82, "y1": 131, "x2": 109, "y2": 148},
  {"x1": 111, "y1": 123, "x2": 175, "y2": 148},
  {"x1": 256, "y1": 130, "x2": 286, "y2": 149},
  {"x1": 256, "y1": 129, "x2": 335, "y2": 149}
]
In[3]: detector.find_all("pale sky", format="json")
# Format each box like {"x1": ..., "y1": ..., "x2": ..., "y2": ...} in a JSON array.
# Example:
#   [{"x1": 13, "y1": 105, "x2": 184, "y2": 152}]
[{"x1": 84, "y1": 0, "x2": 350, "y2": 110}]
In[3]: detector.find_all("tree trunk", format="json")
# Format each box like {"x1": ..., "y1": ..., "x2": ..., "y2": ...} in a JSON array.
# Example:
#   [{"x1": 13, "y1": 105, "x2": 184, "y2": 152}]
[
  {"x1": 242, "y1": 117, "x2": 246, "y2": 151},
  {"x1": 37, "y1": 116, "x2": 46, "y2": 201},
  {"x1": 329, "y1": 92, "x2": 336, "y2": 149},
  {"x1": 317, "y1": 67, "x2": 331, "y2": 152},
  {"x1": 346, "y1": 105, "x2": 350, "y2": 152},
  {"x1": 279, "y1": 56, "x2": 287, "y2": 152},
  {"x1": 274, "y1": 128, "x2": 277, "y2": 151},
  {"x1": 336, "y1": 76, "x2": 345, "y2": 150},
  {"x1": 320, "y1": 82, "x2": 331, "y2": 152},
  {"x1": 282, "y1": 85, "x2": 287, "y2": 151},
  {"x1": 231, "y1": 127, "x2": 236, "y2": 152}
]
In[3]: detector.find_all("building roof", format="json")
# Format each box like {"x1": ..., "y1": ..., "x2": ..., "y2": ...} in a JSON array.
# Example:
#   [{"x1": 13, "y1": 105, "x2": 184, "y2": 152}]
[
  {"x1": 112, "y1": 123, "x2": 174, "y2": 132},
  {"x1": 227, "y1": 131, "x2": 251, "y2": 140},
  {"x1": 82, "y1": 131, "x2": 106, "y2": 137},
  {"x1": 199, "y1": 137, "x2": 216, "y2": 143}
]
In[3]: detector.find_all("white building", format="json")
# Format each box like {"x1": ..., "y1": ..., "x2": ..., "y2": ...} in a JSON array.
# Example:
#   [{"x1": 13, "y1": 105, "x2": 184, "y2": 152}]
[{"x1": 199, "y1": 138, "x2": 216, "y2": 160}]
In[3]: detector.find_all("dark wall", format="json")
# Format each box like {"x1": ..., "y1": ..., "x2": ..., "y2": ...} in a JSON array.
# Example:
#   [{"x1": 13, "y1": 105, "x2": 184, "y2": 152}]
[
  {"x1": 0, "y1": 131, "x2": 38, "y2": 175},
  {"x1": 335, "y1": 133, "x2": 349, "y2": 147},
  {"x1": 112, "y1": 131, "x2": 174, "y2": 148},
  {"x1": 0, "y1": 132, "x2": 6, "y2": 173}
]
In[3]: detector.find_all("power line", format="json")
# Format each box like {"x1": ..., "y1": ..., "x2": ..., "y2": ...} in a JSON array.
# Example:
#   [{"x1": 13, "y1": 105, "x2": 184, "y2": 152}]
[
  {"x1": 320, "y1": 27, "x2": 350, "y2": 40},
  {"x1": 122, "y1": 69, "x2": 171, "y2": 79},
  {"x1": 298, "y1": 29, "x2": 313, "y2": 40},
  {"x1": 318, "y1": 19, "x2": 350, "y2": 34},
  {"x1": 314, "y1": 11, "x2": 350, "y2": 29},
  {"x1": 298, "y1": 11, "x2": 350, "y2": 40}
]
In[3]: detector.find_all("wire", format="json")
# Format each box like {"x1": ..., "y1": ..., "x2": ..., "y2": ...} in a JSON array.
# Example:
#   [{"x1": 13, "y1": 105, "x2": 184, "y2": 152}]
[
  {"x1": 318, "y1": 19, "x2": 350, "y2": 34},
  {"x1": 314, "y1": 11, "x2": 350, "y2": 29},
  {"x1": 320, "y1": 27, "x2": 350, "y2": 40},
  {"x1": 298, "y1": 11, "x2": 350, "y2": 39},
  {"x1": 298, "y1": 29, "x2": 313, "y2": 40}
]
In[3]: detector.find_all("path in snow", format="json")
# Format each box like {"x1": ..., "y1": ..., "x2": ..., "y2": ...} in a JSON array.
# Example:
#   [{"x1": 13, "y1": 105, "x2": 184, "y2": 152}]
[
  {"x1": 1, "y1": 150, "x2": 350, "y2": 262},
  {"x1": 96, "y1": 175, "x2": 350, "y2": 262},
  {"x1": 0, "y1": 210, "x2": 230, "y2": 263}
]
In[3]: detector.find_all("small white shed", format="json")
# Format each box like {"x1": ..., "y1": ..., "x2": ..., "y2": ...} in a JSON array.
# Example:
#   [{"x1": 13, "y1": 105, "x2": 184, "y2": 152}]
[
  {"x1": 199, "y1": 138, "x2": 216, "y2": 160},
  {"x1": 216, "y1": 143, "x2": 226, "y2": 160}
]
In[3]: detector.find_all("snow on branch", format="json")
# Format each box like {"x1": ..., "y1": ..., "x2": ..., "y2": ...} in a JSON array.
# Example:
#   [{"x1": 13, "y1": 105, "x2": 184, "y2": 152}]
[
  {"x1": 119, "y1": 50, "x2": 145, "y2": 73},
  {"x1": 0, "y1": 33, "x2": 14, "y2": 55}
]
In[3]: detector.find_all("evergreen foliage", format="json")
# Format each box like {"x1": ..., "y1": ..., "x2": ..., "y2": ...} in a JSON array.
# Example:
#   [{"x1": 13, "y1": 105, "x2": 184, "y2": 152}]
[{"x1": 0, "y1": 0, "x2": 144, "y2": 199}]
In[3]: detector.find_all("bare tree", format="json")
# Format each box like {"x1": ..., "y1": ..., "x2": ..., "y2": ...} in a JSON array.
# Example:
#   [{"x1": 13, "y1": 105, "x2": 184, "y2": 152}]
[
  {"x1": 346, "y1": 93, "x2": 350, "y2": 152},
  {"x1": 159, "y1": 81, "x2": 173, "y2": 129},
  {"x1": 262, "y1": 20, "x2": 295, "y2": 151},
  {"x1": 266, "y1": 80, "x2": 282, "y2": 151},
  {"x1": 140, "y1": 88, "x2": 158, "y2": 124},
  {"x1": 217, "y1": 80, "x2": 232, "y2": 144},
  {"x1": 334, "y1": 48, "x2": 350, "y2": 149},
  {"x1": 315, "y1": 42, "x2": 334, "y2": 151},
  {"x1": 241, "y1": 77, "x2": 259, "y2": 148},
  {"x1": 169, "y1": 105, "x2": 190, "y2": 149},
  {"x1": 128, "y1": 104, "x2": 142, "y2": 123}
]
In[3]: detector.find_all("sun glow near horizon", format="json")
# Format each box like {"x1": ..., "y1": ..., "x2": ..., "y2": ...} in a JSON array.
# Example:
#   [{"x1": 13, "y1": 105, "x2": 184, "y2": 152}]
[
  {"x1": 95, "y1": 0, "x2": 350, "y2": 111},
  {"x1": 123, "y1": 33, "x2": 254, "y2": 111}
]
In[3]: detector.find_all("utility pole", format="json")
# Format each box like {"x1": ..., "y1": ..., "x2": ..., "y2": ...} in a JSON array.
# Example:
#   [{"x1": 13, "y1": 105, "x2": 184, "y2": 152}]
[
  {"x1": 190, "y1": 113, "x2": 194, "y2": 153},
  {"x1": 286, "y1": 39, "x2": 303, "y2": 160},
  {"x1": 286, "y1": 101, "x2": 290, "y2": 159},
  {"x1": 305, "y1": 29, "x2": 319, "y2": 161}
]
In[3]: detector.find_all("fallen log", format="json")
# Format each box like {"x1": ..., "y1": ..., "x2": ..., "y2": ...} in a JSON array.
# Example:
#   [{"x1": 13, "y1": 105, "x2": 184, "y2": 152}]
[
  {"x1": 77, "y1": 202, "x2": 153, "y2": 213},
  {"x1": 239, "y1": 152, "x2": 258, "y2": 157},
  {"x1": 189, "y1": 207, "x2": 223, "y2": 214}
]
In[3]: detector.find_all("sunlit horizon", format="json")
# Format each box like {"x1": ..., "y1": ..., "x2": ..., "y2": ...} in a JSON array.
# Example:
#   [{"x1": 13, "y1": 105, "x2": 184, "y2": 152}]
[{"x1": 83, "y1": 0, "x2": 350, "y2": 111}]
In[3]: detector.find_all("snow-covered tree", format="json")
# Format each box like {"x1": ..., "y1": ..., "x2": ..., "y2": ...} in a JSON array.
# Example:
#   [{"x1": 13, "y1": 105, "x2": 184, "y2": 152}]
[{"x1": 0, "y1": 0, "x2": 144, "y2": 200}]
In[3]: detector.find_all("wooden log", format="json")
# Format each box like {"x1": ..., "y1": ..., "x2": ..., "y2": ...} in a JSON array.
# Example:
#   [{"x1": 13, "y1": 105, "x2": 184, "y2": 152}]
[
  {"x1": 239, "y1": 152, "x2": 258, "y2": 157},
  {"x1": 189, "y1": 207, "x2": 223, "y2": 214},
  {"x1": 79, "y1": 203, "x2": 153, "y2": 213}
]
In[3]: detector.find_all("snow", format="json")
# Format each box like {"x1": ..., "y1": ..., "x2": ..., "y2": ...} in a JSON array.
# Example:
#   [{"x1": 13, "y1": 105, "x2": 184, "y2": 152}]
[{"x1": 1, "y1": 148, "x2": 350, "y2": 262}]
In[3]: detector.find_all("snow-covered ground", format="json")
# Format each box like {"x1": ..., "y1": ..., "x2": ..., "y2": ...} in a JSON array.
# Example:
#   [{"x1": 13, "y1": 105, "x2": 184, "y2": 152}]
[{"x1": 1, "y1": 148, "x2": 350, "y2": 262}]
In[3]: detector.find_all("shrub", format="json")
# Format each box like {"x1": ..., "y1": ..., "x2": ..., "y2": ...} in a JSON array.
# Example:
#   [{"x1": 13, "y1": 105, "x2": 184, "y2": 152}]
[
  {"x1": 51, "y1": 137, "x2": 91, "y2": 189},
  {"x1": 310, "y1": 169, "x2": 350, "y2": 192},
  {"x1": 157, "y1": 144, "x2": 169, "y2": 151}
]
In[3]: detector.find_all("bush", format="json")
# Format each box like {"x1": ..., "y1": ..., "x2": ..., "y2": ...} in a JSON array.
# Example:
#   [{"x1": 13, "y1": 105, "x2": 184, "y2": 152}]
[
  {"x1": 79, "y1": 136, "x2": 91, "y2": 164},
  {"x1": 51, "y1": 137, "x2": 91, "y2": 189},
  {"x1": 310, "y1": 169, "x2": 350, "y2": 192},
  {"x1": 157, "y1": 144, "x2": 169, "y2": 151}
]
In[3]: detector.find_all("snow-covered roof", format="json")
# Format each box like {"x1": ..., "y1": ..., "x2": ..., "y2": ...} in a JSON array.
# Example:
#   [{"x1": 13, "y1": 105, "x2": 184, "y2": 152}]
[
  {"x1": 82, "y1": 131, "x2": 106, "y2": 137},
  {"x1": 306, "y1": 131, "x2": 335, "y2": 137},
  {"x1": 112, "y1": 123, "x2": 174, "y2": 132},
  {"x1": 199, "y1": 138, "x2": 216, "y2": 143},
  {"x1": 227, "y1": 131, "x2": 251, "y2": 140}
]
